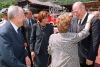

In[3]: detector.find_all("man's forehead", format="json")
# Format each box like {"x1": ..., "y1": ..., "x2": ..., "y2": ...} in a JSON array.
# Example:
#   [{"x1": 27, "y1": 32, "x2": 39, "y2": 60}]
[{"x1": 73, "y1": 4, "x2": 80, "y2": 9}]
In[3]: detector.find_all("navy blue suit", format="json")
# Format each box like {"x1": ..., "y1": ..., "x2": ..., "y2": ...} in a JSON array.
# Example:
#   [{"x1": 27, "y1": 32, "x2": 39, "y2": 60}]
[{"x1": 0, "y1": 21, "x2": 27, "y2": 67}]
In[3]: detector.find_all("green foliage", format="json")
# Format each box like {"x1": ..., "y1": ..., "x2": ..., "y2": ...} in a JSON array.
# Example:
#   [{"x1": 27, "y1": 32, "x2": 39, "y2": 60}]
[
  {"x1": 0, "y1": 14, "x2": 2, "y2": 18},
  {"x1": 0, "y1": 0, "x2": 17, "y2": 18},
  {"x1": 0, "y1": 0, "x2": 17, "y2": 9},
  {"x1": 39, "y1": 0, "x2": 98, "y2": 5}
]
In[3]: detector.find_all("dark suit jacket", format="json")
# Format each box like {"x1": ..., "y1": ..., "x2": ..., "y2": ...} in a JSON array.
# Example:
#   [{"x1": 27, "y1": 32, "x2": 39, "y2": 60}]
[
  {"x1": 69, "y1": 13, "x2": 100, "y2": 63},
  {"x1": 21, "y1": 18, "x2": 37, "y2": 45},
  {"x1": 30, "y1": 23, "x2": 54, "y2": 54},
  {"x1": 0, "y1": 21, "x2": 27, "y2": 67}
]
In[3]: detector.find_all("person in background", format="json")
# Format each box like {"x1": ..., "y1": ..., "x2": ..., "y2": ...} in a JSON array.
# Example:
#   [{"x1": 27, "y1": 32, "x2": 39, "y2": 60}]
[
  {"x1": 68, "y1": 12, "x2": 73, "y2": 20},
  {"x1": 70, "y1": 1, "x2": 100, "y2": 67},
  {"x1": 92, "y1": 11, "x2": 100, "y2": 18},
  {"x1": 21, "y1": 9, "x2": 37, "y2": 67},
  {"x1": 0, "y1": 6, "x2": 31, "y2": 67},
  {"x1": 30, "y1": 11, "x2": 54, "y2": 67},
  {"x1": 0, "y1": 18, "x2": 2, "y2": 22},
  {"x1": 33, "y1": 14, "x2": 39, "y2": 22},
  {"x1": 48, "y1": 13, "x2": 94, "y2": 67},
  {"x1": 0, "y1": 8, "x2": 8, "y2": 27}
]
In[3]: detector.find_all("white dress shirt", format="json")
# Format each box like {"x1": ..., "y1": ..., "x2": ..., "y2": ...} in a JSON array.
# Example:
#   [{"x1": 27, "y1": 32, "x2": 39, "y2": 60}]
[{"x1": 10, "y1": 21, "x2": 18, "y2": 33}]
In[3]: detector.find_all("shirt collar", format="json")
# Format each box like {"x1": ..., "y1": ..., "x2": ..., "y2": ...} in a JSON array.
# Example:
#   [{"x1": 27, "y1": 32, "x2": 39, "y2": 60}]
[{"x1": 10, "y1": 21, "x2": 18, "y2": 33}]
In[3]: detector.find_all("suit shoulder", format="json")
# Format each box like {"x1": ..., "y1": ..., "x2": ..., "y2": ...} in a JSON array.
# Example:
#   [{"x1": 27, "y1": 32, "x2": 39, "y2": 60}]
[
  {"x1": 92, "y1": 17, "x2": 99, "y2": 21},
  {"x1": 49, "y1": 34, "x2": 56, "y2": 38},
  {"x1": 72, "y1": 16, "x2": 78, "y2": 21},
  {"x1": 33, "y1": 23, "x2": 37, "y2": 26},
  {"x1": 91, "y1": 17, "x2": 100, "y2": 24},
  {"x1": 32, "y1": 18, "x2": 37, "y2": 23},
  {"x1": 0, "y1": 26, "x2": 8, "y2": 36},
  {"x1": 46, "y1": 24, "x2": 53, "y2": 28},
  {"x1": 71, "y1": 16, "x2": 78, "y2": 24},
  {"x1": 0, "y1": 22, "x2": 10, "y2": 34}
]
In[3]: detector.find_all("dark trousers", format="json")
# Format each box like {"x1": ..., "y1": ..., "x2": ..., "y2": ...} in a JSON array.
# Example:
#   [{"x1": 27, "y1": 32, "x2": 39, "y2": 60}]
[
  {"x1": 80, "y1": 62, "x2": 95, "y2": 67},
  {"x1": 26, "y1": 46, "x2": 33, "y2": 67},
  {"x1": 34, "y1": 53, "x2": 48, "y2": 67}
]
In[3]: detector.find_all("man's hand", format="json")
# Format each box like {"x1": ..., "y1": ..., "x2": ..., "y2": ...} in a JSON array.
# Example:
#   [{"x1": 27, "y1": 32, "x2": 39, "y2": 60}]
[
  {"x1": 25, "y1": 56, "x2": 31, "y2": 67},
  {"x1": 31, "y1": 52, "x2": 35, "y2": 64},
  {"x1": 24, "y1": 42, "x2": 28, "y2": 47},
  {"x1": 86, "y1": 59, "x2": 93, "y2": 65}
]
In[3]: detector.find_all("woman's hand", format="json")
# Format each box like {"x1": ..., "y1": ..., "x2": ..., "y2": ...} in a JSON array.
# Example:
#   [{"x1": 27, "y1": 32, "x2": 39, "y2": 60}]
[
  {"x1": 87, "y1": 14, "x2": 94, "y2": 22},
  {"x1": 85, "y1": 14, "x2": 94, "y2": 31}
]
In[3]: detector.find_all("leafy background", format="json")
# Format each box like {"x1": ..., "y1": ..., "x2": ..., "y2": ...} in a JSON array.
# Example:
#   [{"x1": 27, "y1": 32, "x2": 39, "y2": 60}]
[
  {"x1": 0, "y1": 0, "x2": 17, "y2": 18},
  {"x1": 39, "y1": 0, "x2": 98, "y2": 5}
]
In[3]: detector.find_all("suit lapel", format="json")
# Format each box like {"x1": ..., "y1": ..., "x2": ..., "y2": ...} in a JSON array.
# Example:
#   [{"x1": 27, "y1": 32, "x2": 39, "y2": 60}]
[
  {"x1": 74, "y1": 19, "x2": 78, "y2": 32},
  {"x1": 72, "y1": 16, "x2": 78, "y2": 33},
  {"x1": 7, "y1": 21, "x2": 23, "y2": 44},
  {"x1": 24, "y1": 20, "x2": 31, "y2": 28},
  {"x1": 31, "y1": 19, "x2": 33, "y2": 24},
  {"x1": 78, "y1": 13, "x2": 89, "y2": 32},
  {"x1": 36, "y1": 23, "x2": 42, "y2": 35}
]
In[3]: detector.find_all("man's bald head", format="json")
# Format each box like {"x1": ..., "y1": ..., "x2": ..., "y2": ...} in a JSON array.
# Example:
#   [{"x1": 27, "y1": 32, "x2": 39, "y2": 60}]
[
  {"x1": 72, "y1": 1, "x2": 86, "y2": 19},
  {"x1": 73, "y1": 1, "x2": 85, "y2": 9}
]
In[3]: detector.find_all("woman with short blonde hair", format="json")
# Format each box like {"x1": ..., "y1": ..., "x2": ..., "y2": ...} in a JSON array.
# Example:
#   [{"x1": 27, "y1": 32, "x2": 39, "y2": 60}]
[
  {"x1": 56, "y1": 14, "x2": 71, "y2": 33},
  {"x1": 48, "y1": 14, "x2": 94, "y2": 67}
]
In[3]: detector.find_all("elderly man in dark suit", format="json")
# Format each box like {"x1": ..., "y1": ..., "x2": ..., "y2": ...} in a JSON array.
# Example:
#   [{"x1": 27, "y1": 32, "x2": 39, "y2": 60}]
[
  {"x1": 0, "y1": 6, "x2": 31, "y2": 67},
  {"x1": 69, "y1": 1, "x2": 100, "y2": 67},
  {"x1": 21, "y1": 9, "x2": 37, "y2": 67}
]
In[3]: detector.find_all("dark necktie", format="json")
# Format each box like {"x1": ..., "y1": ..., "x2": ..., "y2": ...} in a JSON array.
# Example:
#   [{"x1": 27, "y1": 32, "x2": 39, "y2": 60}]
[
  {"x1": 77, "y1": 20, "x2": 81, "y2": 33},
  {"x1": 17, "y1": 28, "x2": 23, "y2": 38},
  {"x1": 29, "y1": 19, "x2": 31, "y2": 28}
]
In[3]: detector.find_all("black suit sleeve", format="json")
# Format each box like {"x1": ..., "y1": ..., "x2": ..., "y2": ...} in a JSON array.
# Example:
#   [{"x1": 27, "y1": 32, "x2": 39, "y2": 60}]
[
  {"x1": 51, "y1": 25, "x2": 54, "y2": 34},
  {"x1": 30, "y1": 23, "x2": 37, "y2": 52},
  {"x1": 20, "y1": 26, "x2": 27, "y2": 43},
  {"x1": 0, "y1": 34, "x2": 27, "y2": 67},
  {"x1": 87, "y1": 18, "x2": 100, "y2": 61}
]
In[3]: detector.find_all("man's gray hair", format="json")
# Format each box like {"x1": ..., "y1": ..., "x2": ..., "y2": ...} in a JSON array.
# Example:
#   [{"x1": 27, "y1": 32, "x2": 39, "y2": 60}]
[{"x1": 7, "y1": 6, "x2": 22, "y2": 19}]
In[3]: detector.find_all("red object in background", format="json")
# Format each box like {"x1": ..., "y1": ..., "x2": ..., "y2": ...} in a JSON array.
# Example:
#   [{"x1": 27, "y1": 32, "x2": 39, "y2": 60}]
[{"x1": 48, "y1": 14, "x2": 59, "y2": 25}]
